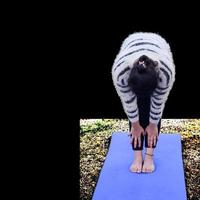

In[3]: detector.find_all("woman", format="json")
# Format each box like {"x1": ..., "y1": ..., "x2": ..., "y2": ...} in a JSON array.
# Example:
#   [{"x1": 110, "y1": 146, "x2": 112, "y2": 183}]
[{"x1": 112, "y1": 32, "x2": 175, "y2": 173}]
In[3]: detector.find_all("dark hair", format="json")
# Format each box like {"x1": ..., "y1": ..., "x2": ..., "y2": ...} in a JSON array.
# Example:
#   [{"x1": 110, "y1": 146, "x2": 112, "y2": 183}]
[{"x1": 128, "y1": 55, "x2": 159, "y2": 98}]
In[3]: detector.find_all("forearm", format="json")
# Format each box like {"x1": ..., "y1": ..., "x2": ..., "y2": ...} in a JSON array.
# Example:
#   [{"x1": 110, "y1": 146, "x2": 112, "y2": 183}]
[
  {"x1": 149, "y1": 88, "x2": 170, "y2": 124},
  {"x1": 149, "y1": 59, "x2": 175, "y2": 124},
  {"x1": 112, "y1": 75, "x2": 139, "y2": 123}
]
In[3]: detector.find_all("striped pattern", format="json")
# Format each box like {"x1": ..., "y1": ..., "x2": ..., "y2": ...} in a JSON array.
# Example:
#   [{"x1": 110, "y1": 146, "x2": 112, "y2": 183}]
[{"x1": 112, "y1": 32, "x2": 175, "y2": 124}]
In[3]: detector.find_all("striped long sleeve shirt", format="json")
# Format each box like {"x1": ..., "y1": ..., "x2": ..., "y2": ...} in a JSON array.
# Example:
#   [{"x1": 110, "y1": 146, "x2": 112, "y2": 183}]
[{"x1": 112, "y1": 32, "x2": 175, "y2": 125}]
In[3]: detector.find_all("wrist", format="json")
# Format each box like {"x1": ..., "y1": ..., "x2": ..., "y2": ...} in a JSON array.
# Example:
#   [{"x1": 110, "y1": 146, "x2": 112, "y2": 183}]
[
  {"x1": 148, "y1": 122, "x2": 157, "y2": 127},
  {"x1": 131, "y1": 120, "x2": 140, "y2": 128},
  {"x1": 149, "y1": 117, "x2": 159, "y2": 125}
]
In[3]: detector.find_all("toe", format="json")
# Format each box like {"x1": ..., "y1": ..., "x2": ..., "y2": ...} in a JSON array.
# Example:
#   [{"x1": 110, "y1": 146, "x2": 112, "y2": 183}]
[
  {"x1": 130, "y1": 165, "x2": 137, "y2": 172},
  {"x1": 137, "y1": 168, "x2": 141, "y2": 173},
  {"x1": 147, "y1": 166, "x2": 154, "y2": 173},
  {"x1": 151, "y1": 165, "x2": 155, "y2": 172},
  {"x1": 144, "y1": 167, "x2": 148, "y2": 173},
  {"x1": 135, "y1": 166, "x2": 139, "y2": 173},
  {"x1": 142, "y1": 166, "x2": 146, "y2": 173},
  {"x1": 141, "y1": 166, "x2": 144, "y2": 172},
  {"x1": 130, "y1": 167, "x2": 134, "y2": 172},
  {"x1": 133, "y1": 168, "x2": 137, "y2": 172}
]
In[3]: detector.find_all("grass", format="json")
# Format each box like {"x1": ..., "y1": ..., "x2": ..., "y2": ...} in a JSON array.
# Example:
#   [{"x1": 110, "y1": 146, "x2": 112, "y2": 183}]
[{"x1": 80, "y1": 119, "x2": 200, "y2": 200}]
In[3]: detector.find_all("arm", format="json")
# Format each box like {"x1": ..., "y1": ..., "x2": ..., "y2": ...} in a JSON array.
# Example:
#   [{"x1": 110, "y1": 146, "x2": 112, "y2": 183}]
[
  {"x1": 146, "y1": 62, "x2": 175, "y2": 147},
  {"x1": 112, "y1": 61, "x2": 139, "y2": 123},
  {"x1": 112, "y1": 61, "x2": 146, "y2": 148},
  {"x1": 149, "y1": 62, "x2": 175, "y2": 125}
]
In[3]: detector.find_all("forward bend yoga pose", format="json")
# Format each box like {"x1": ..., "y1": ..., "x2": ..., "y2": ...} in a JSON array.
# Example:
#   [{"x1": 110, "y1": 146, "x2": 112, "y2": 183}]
[{"x1": 112, "y1": 32, "x2": 175, "y2": 173}]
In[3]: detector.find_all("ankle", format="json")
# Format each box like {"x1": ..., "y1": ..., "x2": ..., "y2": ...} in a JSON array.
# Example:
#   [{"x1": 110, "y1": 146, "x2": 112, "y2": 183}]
[
  {"x1": 145, "y1": 148, "x2": 154, "y2": 156},
  {"x1": 134, "y1": 154, "x2": 142, "y2": 160},
  {"x1": 135, "y1": 155, "x2": 142, "y2": 159},
  {"x1": 134, "y1": 150, "x2": 142, "y2": 155},
  {"x1": 145, "y1": 153, "x2": 153, "y2": 157}
]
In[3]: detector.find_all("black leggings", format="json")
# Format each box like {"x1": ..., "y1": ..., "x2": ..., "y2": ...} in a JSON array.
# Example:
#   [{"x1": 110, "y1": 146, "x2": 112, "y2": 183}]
[{"x1": 129, "y1": 95, "x2": 161, "y2": 150}]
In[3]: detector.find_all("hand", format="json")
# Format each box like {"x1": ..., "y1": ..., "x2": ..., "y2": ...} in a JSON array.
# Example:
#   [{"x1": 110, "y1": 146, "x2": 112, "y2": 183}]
[
  {"x1": 145, "y1": 123, "x2": 158, "y2": 148},
  {"x1": 129, "y1": 121, "x2": 145, "y2": 148}
]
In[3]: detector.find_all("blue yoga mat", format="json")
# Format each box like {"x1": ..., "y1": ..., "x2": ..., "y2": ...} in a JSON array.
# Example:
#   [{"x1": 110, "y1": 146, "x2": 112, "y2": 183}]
[{"x1": 92, "y1": 132, "x2": 187, "y2": 200}]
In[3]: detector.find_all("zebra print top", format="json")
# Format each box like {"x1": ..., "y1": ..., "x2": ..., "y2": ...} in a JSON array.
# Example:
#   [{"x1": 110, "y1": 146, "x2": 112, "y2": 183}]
[{"x1": 112, "y1": 32, "x2": 175, "y2": 124}]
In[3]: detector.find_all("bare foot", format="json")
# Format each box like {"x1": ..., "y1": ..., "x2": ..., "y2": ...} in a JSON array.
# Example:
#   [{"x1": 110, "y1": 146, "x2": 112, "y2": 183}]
[
  {"x1": 130, "y1": 151, "x2": 143, "y2": 173},
  {"x1": 142, "y1": 152, "x2": 155, "y2": 173}
]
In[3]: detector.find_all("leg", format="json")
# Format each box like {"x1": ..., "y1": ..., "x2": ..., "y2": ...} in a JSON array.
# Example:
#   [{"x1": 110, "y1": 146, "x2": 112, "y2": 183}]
[
  {"x1": 129, "y1": 95, "x2": 150, "y2": 151},
  {"x1": 136, "y1": 95, "x2": 160, "y2": 173},
  {"x1": 142, "y1": 147, "x2": 155, "y2": 172},
  {"x1": 129, "y1": 95, "x2": 150, "y2": 173},
  {"x1": 129, "y1": 150, "x2": 143, "y2": 173},
  {"x1": 129, "y1": 121, "x2": 143, "y2": 173},
  {"x1": 142, "y1": 119, "x2": 161, "y2": 172}
]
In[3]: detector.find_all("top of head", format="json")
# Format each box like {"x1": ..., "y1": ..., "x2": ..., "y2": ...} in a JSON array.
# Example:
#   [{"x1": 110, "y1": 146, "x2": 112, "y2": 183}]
[
  {"x1": 128, "y1": 55, "x2": 159, "y2": 97},
  {"x1": 136, "y1": 55, "x2": 158, "y2": 73}
]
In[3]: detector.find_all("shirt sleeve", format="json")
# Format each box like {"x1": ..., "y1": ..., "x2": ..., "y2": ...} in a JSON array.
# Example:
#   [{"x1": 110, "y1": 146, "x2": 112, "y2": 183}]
[
  {"x1": 112, "y1": 61, "x2": 139, "y2": 123},
  {"x1": 149, "y1": 61, "x2": 175, "y2": 124}
]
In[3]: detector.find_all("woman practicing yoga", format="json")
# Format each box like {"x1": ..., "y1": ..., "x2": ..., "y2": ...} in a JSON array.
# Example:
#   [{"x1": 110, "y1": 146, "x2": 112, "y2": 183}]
[{"x1": 112, "y1": 32, "x2": 175, "y2": 173}]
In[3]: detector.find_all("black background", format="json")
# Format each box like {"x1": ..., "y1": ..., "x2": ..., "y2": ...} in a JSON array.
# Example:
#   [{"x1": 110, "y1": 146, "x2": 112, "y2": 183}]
[
  {"x1": 75, "y1": 4, "x2": 200, "y2": 200},
  {"x1": 78, "y1": 6, "x2": 200, "y2": 120}
]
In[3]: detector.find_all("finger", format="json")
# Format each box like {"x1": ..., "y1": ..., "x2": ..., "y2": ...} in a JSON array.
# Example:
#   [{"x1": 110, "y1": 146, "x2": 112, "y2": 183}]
[
  {"x1": 150, "y1": 137, "x2": 153, "y2": 148},
  {"x1": 151, "y1": 140, "x2": 153, "y2": 148},
  {"x1": 148, "y1": 135, "x2": 151, "y2": 147},
  {"x1": 134, "y1": 137, "x2": 138, "y2": 148},
  {"x1": 138, "y1": 137, "x2": 141, "y2": 147},
  {"x1": 142, "y1": 130, "x2": 145, "y2": 136},
  {"x1": 149, "y1": 138, "x2": 152, "y2": 148},
  {"x1": 144, "y1": 128, "x2": 147, "y2": 135},
  {"x1": 153, "y1": 137, "x2": 157, "y2": 146},
  {"x1": 151, "y1": 137, "x2": 154, "y2": 148}
]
